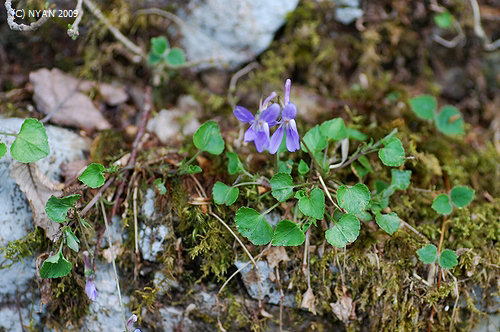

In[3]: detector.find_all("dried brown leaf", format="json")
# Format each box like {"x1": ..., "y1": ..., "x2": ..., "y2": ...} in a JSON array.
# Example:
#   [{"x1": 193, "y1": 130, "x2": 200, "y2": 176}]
[
  {"x1": 36, "y1": 253, "x2": 52, "y2": 307},
  {"x1": 330, "y1": 295, "x2": 354, "y2": 324},
  {"x1": 301, "y1": 287, "x2": 317, "y2": 315},
  {"x1": 264, "y1": 246, "x2": 290, "y2": 269},
  {"x1": 29, "y1": 68, "x2": 111, "y2": 130},
  {"x1": 60, "y1": 159, "x2": 87, "y2": 185},
  {"x1": 10, "y1": 161, "x2": 64, "y2": 241}
]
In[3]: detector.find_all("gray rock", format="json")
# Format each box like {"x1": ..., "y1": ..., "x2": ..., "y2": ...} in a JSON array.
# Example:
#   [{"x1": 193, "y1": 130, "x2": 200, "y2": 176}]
[
  {"x1": 334, "y1": 0, "x2": 363, "y2": 25},
  {"x1": 179, "y1": 0, "x2": 300, "y2": 69},
  {"x1": 235, "y1": 260, "x2": 295, "y2": 306},
  {"x1": 0, "y1": 117, "x2": 88, "y2": 330},
  {"x1": 84, "y1": 261, "x2": 132, "y2": 332}
]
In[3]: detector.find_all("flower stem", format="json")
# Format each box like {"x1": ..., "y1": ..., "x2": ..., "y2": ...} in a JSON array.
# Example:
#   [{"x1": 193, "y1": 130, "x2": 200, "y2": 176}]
[
  {"x1": 75, "y1": 211, "x2": 93, "y2": 257},
  {"x1": 301, "y1": 139, "x2": 326, "y2": 178},
  {"x1": 262, "y1": 201, "x2": 281, "y2": 215},
  {"x1": 0, "y1": 131, "x2": 17, "y2": 136},
  {"x1": 274, "y1": 153, "x2": 278, "y2": 174}
]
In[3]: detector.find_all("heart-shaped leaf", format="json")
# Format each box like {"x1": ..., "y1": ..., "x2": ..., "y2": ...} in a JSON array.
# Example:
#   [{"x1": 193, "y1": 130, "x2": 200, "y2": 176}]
[
  {"x1": 320, "y1": 118, "x2": 346, "y2": 141},
  {"x1": 272, "y1": 220, "x2": 305, "y2": 246},
  {"x1": 375, "y1": 211, "x2": 400, "y2": 235},
  {"x1": 432, "y1": 193, "x2": 453, "y2": 215},
  {"x1": 391, "y1": 169, "x2": 412, "y2": 190},
  {"x1": 40, "y1": 250, "x2": 73, "y2": 278},
  {"x1": 378, "y1": 137, "x2": 405, "y2": 167},
  {"x1": 10, "y1": 118, "x2": 50, "y2": 163},
  {"x1": 226, "y1": 151, "x2": 244, "y2": 175},
  {"x1": 45, "y1": 194, "x2": 81, "y2": 223},
  {"x1": 212, "y1": 182, "x2": 239, "y2": 206},
  {"x1": 450, "y1": 186, "x2": 474, "y2": 208},
  {"x1": 417, "y1": 244, "x2": 437, "y2": 264},
  {"x1": 234, "y1": 207, "x2": 273, "y2": 245},
  {"x1": 296, "y1": 188, "x2": 325, "y2": 220},
  {"x1": 325, "y1": 214, "x2": 360, "y2": 247},
  {"x1": 409, "y1": 95, "x2": 436, "y2": 120},
  {"x1": 337, "y1": 183, "x2": 371, "y2": 215},
  {"x1": 270, "y1": 173, "x2": 294, "y2": 202},
  {"x1": 439, "y1": 249, "x2": 458, "y2": 269},
  {"x1": 78, "y1": 163, "x2": 106, "y2": 188},
  {"x1": 193, "y1": 121, "x2": 225, "y2": 155},
  {"x1": 435, "y1": 105, "x2": 464, "y2": 136}
]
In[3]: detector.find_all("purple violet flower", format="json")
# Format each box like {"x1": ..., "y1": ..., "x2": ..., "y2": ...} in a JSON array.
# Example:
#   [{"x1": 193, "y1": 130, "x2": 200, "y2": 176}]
[
  {"x1": 233, "y1": 92, "x2": 280, "y2": 153},
  {"x1": 269, "y1": 79, "x2": 300, "y2": 154},
  {"x1": 85, "y1": 277, "x2": 98, "y2": 301},
  {"x1": 83, "y1": 251, "x2": 98, "y2": 301}
]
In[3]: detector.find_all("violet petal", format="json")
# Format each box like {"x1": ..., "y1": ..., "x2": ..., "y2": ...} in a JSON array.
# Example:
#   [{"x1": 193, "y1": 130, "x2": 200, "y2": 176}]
[{"x1": 233, "y1": 106, "x2": 254, "y2": 123}]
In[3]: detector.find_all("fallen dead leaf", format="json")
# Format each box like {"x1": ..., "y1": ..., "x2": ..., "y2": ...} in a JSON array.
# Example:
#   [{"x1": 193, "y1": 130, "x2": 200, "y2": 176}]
[
  {"x1": 301, "y1": 287, "x2": 317, "y2": 315},
  {"x1": 330, "y1": 295, "x2": 354, "y2": 324},
  {"x1": 60, "y1": 159, "x2": 87, "y2": 185},
  {"x1": 36, "y1": 253, "x2": 52, "y2": 307},
  {"x1": 95, "y1": 82, "x2": 128, "y2": 106},
  {"x1": 29, "y1": 68, "x2": 111, "y2": 130},
  {"x1": 10, "y1": 161, "x2": 64, "y2": 241},
  {"x1": 264, "y1": 246, "x2": 290, "y2": 269}
]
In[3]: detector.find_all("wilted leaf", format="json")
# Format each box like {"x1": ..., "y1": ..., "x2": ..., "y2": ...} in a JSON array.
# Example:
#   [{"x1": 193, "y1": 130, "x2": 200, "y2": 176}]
[
  {"x1": 29, "y1": 68, "x2": 111, "y2": 130},
  {"x1": 10, "y1": 161, "x2": 64, "y2": 241},
  {"x1": 330, "y1": 295, "x2": 354, "y2": 324},
  {"x1": 264, "y1": 246, "x2": 290, "y2": 268},
  {"x1": 301, "y1": 287, "x2": 317, "y2": 315}
]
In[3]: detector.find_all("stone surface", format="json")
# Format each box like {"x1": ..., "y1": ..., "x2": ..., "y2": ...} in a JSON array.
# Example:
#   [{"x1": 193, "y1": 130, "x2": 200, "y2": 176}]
[
  {"x1": 179, "y1": 0, "x2": 300, "y2": 69},
  {"x1": 83, "y1": 262, "x2": 132, "y2": 332},
  {"x1": 0, "y1": 117, "x2": 89, "y2": 331},
  {"x1": 235, "y1": 260, "x2": 295, "y2": 306},
  {"x1": 334, "y1": 0, "x2": 363, "y2": 25}
]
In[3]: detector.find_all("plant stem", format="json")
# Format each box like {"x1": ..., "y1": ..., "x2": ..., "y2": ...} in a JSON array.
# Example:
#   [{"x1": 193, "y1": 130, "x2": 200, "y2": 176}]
[
  {"x1": 262, "y1": 201, "x2": 281, "y2": 215},
  {"x1": 0, "y1": 131, "x2": 17, "y2": 136},
  {"x1": 232, "y1": 181, "x2": 262, "y2": 188},
  {"x1": 301, "y1": 139, "x2": 326, "y2": 177},
  {"x1": 177, "y1": 150, "x2": 202, "y2": 173},
  {"x1": 99, "y1": 200, "x2": 127, "y2": 331},
  {"x1": 75, "y1": 211, "x2": 93, "y2": 257},
  {"x1": 274, "y1": 153, "x2": 278, "y2": 174}
]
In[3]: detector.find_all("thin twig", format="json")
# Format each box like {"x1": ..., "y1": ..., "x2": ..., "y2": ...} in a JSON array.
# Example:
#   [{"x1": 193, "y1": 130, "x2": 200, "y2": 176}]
[
  {"x1": 317, "y1": 171, "x2": 341, "y2": 210},
  {"x1": 469, "y1": 0, "x2": 500, "y2": 51},
  {"x1": 67, "y1": 0, "x2": 83, "y2": 38},
  {"x1": 100, "y1": 200, "x2": 127, "y2": 331},
  {"x1": 133, "y1": 183, "x2": 139, "y2": 254},
  {"x1": 82, "y1": 0, "x2": 144, "y2": 58},
  {"x1": 227, "y1": 62, "x2": 260, "y2": 108},
  {"x1": 4, "y1": 0, "x2": 49, "y2": 31},
  {"x1": 80, "y1": 177, "x2": 115, "y2": 217}
]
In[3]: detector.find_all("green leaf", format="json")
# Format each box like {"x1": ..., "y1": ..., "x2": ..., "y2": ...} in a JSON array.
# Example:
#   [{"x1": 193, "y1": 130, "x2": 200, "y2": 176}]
[
  {"x1": 325, "y1": 214, "x2": 360, "y2": 248},
  {"x1": 78, "y1": 163, "x2": 106, "y2": 188},
  {"x1": 234, "y1": 207, "x2": 273, "y2": 245},
  {"x1": 10, "y1": 118, "x2": 49, "y2": 163},
  {"x1": 0, "y1": 142, "x2": 6, "y2": 158},
  {"x1": 212, "y1": 182, "x2": 239, "y2": 206},
  {"x1": 347, "y1": 128, "x2": 368, "y2": 141},
  {"x1": 298, "y1": 159, "x2": 310, "y2": 175},
  {"x1": 417, "y1": 244, "x2": 437, "y2": 264},
  {"x1": 166, "y1": 48, "x2": 186, "y2": 66},
  {"x1": 435, "y1": 106, "x2": 464, "y2": 136},
  {"x1": 375, "y1": 211, "x2": 400, "y2": 235},
  {"x1": 301, "y1": 125, "x2": 328, "y2": 153},
  {"x1": 296, "y1": 188, "x2": 325, "y2": 220},
  {"x1": 272, "y1": 220, "x2": 305, "y2": 246},
  {"x1": 64, "y1": 228, "x2": 80, "y2": 253},
  {"x1": 380, "y1": 128, "x2": 398, "y2": 145},
  {"x1": 337, "y1": 183, "x2": 371, "y2": 215},
  {"x1": 226, "y1": 151, "x2": 244, "y2": 175},
  {"x1": 357, "y1": 210, "x2": 372, "y2": 222},
  {"x1": 450, "y1": 186, "x2": 474, "y2": 208},
  {"x1": 320, "y1": 118, "x2": 347, "y2": 140},
  {"x1": 375, "y1": 180, "x2": 389, "y2": 194},
  {"x1": 270, "y1": 173, "x2": 294, "y2": 202},
  {"x1": 409, "y1": 95, "x2": 437, "y2": 120},
  {"x1": 353, "y1": 162, "x2": 369, "y2": 179},
  {"x1": 80, "y1": 218, "x2": 91, "y2": 229},
  {"x1": 358, "y1": 155, "x2": 373, "y2": 172},
  {"x1": 151, "y1": 36, "x2": 169, "y2": 55},
  {"x1": 277, "y1": 159, "x2": 293, "y2": 175},
  {"x1": 148, "y1": 52, "x2": 163, "y2": 65},
  {"x1": 45, "y1": 194, "x2": 81, "y2": 223},
  {"x1": 193, "y1": 121, "x2": 225, "y2": 155},
  {"x1": 179, "y1": 164, "x2": 202, "y2": 175},
  {"x1": 432, "y1": 193, "x2": 453, "y2": 215},
  {"x1": 154, "y1": 178, "x2": 167, "y2": 195},
  {"x1": 39, "y1": 251, "x2": 72, "y2": 278},
  {"x1": 378, "y1": 137, "x2": 405, "y2": 167},
  {"x1": 439, "y1": 249, "x2": 458, "y2": 269},
  {"x1": 434, "y1": 11, "x2": 453, "y2": 29},
  {"x1": 391, "y1": 169, "x2": 412, "y2": 190}
]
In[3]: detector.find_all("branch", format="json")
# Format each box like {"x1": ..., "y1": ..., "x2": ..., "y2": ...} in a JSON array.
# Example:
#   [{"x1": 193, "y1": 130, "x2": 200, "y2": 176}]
[
  {"x1": 82, "y1": 0, "x2": 144, "y2": 58},
  {"x1": 4, "y1": 0, "x2": 49, "y2": 32},
  {"x1": 67, "y1": 0, "x2": 83, "y2": 38}
]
